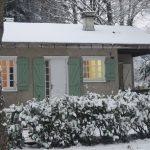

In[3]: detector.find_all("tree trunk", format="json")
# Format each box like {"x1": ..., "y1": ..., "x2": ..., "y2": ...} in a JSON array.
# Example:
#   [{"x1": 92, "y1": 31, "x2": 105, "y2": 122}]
[
  {"x1": 0, "y1": 2, "x2": 7, "y2": 149},
  {"x1": 103, "y1": 0, "x2": 113, "y2": 25},
  {"x1": 90, "y1": 0, "x2": 96, "y2": 11},
  {"x1": 0, "y1": 0, "x2": 4, "y2": 43},
  {"x1": 119, "y1": 0, "x2": 124, "y2": 25},
  {"x1": 72, "y1": 0, "x2": 78, "y2": 24},
  {"x1": 127, "y1": 0, "x2": 133, "y2": 26}
]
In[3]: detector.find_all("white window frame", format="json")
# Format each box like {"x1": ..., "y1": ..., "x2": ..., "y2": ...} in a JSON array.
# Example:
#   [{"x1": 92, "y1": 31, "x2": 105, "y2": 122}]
[
  {"x1": 82, "y1": 56, "x2": 105, "y2": 82},
  {"x1": 0, "y1": 56, "x2": 17, "y2": 92}
]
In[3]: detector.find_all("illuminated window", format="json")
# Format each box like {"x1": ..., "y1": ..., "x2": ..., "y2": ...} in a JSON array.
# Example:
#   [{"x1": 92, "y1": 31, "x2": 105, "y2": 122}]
[
  {"x1": 0, "y1": 56, "x2": 17, "y2": 91},
  {"x1": 83, "y1": 56, "x2": 105, "y2": 82}
]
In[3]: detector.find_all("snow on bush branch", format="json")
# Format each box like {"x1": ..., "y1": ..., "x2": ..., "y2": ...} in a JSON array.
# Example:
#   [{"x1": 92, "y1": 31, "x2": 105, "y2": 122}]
[{"x1": 7, "y1": 89, "x2": 150, "y2": 148}]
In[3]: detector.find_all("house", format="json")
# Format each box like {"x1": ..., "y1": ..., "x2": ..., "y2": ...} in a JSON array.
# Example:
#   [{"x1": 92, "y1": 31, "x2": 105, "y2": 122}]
[{"x1": 1, "y1": 12, "x2": 150, "y2": 106}]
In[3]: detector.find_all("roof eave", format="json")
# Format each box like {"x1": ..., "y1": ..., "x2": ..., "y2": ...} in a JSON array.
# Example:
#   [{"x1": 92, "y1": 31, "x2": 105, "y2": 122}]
[{"x1": 1, "y1": 42, "x2": 150, "y2": 50}]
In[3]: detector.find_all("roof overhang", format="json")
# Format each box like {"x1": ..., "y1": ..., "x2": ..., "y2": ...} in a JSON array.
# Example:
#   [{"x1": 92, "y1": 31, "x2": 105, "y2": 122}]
[
  {"x1": 118, "y1": 48, "x2": 150, "y2": 57},
  {"x1": 1, "y1": 42, "x2": 150, "y2": 51}
]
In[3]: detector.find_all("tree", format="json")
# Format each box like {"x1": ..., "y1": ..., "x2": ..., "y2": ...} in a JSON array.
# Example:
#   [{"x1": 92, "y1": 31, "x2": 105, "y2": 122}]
[
  {"x1": 5, "y1": 0, "x2": 70, "y2": 23},
  {"x1": 5, "y1": 0, "x2": 150, "y2": 25},
  {"x1": 0, "y1": 0, "x2": 4, "y2": 42},
  {"x1": 66, "y1": 0, "x2": 150, "y2": 25}
]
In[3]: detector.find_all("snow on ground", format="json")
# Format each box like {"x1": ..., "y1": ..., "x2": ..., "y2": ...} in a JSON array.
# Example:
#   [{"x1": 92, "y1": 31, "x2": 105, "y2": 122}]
[{"x1": 13, "y1": 138, "x2": 150, "y2": 150}]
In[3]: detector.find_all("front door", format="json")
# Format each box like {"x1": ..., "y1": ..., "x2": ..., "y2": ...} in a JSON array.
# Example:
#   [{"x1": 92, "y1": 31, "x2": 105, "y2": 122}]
[{"x1": 45, "y1": 56, "x2": 68, "y2": 97}]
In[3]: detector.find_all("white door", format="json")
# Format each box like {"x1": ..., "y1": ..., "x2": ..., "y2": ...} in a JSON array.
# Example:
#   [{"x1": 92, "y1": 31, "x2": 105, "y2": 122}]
[{"x1": 50, "y1": 57, "x2": 68, "y2": 97}]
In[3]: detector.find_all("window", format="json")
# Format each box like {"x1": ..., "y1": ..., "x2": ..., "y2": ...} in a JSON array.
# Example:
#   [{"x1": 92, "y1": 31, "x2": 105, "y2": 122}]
[
  {"x1": 83, "y1": 56, "x2": 105, "y2": 82},
  {"x1": 45, "y1": 60, "x2": 50, "y2": 98},
  {"x1": 0, "y1": 56, "x2": 17, "y2": 91}
]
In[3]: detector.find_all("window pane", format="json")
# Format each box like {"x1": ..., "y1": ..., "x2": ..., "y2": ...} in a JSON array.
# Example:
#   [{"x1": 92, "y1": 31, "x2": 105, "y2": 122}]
[
  {"x1": 2, "y1": 81, "x2": 7, "y2": 87},
  {"x1": 83, "y1": 73, "x2": 87, "y2": 78},
  {"x1": 2, "y1": 74, "x2": 7, "y2": 80},
  {"x1": 45, "y1": 61, "x2": 49, "y2": 67},
  {"x1": 2, "y1": 67, "x2": 7, "y2": 73},
  {"x1": 46, "y1": 67, "x2": 49, "y2": 74},
  {"x1": 83, "y1": 61, "x2": 87, "y2": 66},
  {"x1": 46, "y1": 82, "x2": 49, "y2": 88},
  {"x1": 98, "y1": 72, "x2": 102, "y2": 79},
  {"x1": 1, "y1": 59, "x2": 6, "y2": 66},
  {"x1": 98, "y1": 60, "x2": 102, "y2": 66},
  {"x1": 10, "y1": 67, "x2": 14, "y2": 73},
  {"x1": 90, "y1": 60, "x2": 96, "y2": 66},
  {"x1": 10, "y1": 81, "x2": 14, "y2": 87},
  {"x1": 98, "y1": 65, "x2": 102, "y2": 79},
  {"x1": 9, "y1": 60, "x2": 14, "y2": 67},
  {"x1": 46, "y1": 75, "x2": 49, "y2": 81},
  {"x1": 89, "y1": 60, "x2": 96, "y2": 78},
  {"x1": 46, "y1": 89, "x2": 50, "y2": 96},
  {"x1": 10, "y1": 74, "x2": 14, "y2": 80}
]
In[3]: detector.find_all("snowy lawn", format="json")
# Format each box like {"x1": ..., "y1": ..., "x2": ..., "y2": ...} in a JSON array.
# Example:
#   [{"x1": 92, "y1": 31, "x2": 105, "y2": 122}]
[{"x1": 13, "y1": 139, "x2": 150, "y2": 150}]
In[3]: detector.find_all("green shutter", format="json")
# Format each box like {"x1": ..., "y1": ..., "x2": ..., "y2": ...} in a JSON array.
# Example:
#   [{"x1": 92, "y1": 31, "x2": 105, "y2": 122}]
[
  {"x1": 68, "y1": 58, "x2": 82, "y2": 96},
  {"x1": 33, "y1": 58, "x2": 45, "y2": 100},
  {"x1": 17, "y1": 57, "x2": 29, "y2": 91},
  {"x1": 105, "y1": 58, "x2": 116, "y2": 81}
]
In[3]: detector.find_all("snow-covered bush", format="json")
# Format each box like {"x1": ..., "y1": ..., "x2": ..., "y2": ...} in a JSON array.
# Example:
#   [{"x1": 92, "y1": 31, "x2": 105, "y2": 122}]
[
  {"x1": 113, "y1": 89, "x2": 150, "y2": 139},
  {"x1": 6, "y1": 89, "x2": 150, "y2": 148},
  {"x1": 19, "y1": 97, "x2": 80, "y2": 148},
  {"x1": 112, "y1": 89, "x2": 138, "y2": 142},
  {"x1": 18, "y1": 92, "x2": 129, "y2": 147},
  {"x1": 130, "y1": 93, "x2": 150, "y2": 138},
  {"x1": 81, "y1": 93, "x2": 117, "y2": 144},
  {"x1": 6, "y1": 104, "x2": 24, "y2": 149}
]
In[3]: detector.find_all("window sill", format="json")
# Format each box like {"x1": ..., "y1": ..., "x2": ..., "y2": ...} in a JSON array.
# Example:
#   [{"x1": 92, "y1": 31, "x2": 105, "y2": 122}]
[{"x1": 2, "y1": 89, "x2": 17, "y2": 92}]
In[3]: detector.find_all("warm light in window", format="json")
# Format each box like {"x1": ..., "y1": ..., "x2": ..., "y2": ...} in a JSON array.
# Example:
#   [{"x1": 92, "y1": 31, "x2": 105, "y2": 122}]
[
  {"x1": 2, "y1": 74, "x2": 7, "y2": 80},
  {"x1": 9, "y1": 60, "x2": 14, "y2": 67},
  {"x1": 0, "y1": 57, "x2": 16, "y2": 90},
  {"x1": 2, "y1": 81, "x2": 7, "y2": 87},
  {"x1": 89, "y1": 60, "x2": 96, "y2": 78},
  {"x1": 98, "y1": 60, "x2": 102, "y2": 79},
  {"x1": 83, "y1": 58, "x2": 103, "y2": 80},
  {"x1": 2, "y1": 67, "x2": 7, "y2": 73},
  {"x1": 1, "y1": 59, "x2": 6, "y2": 66}
]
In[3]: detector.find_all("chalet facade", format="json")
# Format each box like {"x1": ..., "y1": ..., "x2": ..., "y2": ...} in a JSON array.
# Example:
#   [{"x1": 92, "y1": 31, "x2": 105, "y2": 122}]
[{"x1": 1, "y1": 12, "x2": 150, "y2": 106}]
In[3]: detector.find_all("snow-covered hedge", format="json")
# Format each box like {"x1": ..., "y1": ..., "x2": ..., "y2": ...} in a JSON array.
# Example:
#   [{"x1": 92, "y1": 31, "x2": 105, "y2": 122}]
[
  {"x1": 6, "y1": 104, "x2": 24, "y2": 149},
  {"x1": 7, "y1": 89, "x2": 150, "y2": 148}
]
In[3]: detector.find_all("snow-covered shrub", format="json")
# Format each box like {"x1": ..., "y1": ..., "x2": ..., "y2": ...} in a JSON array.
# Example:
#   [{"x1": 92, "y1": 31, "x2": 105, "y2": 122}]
[
  {"x1": 79, "y1": 93, "x2": 116, "y2": 144},
  {"x1": 113, "y1": 89, "x2": 150, "y2": 139},
  {"x1": 7, "y1": 104, "x2": 24, "y2": 149},
  {"x1": 112, "y1": 89, "x2": 138, "y2": 142},
  {"x1": 130, "y1": 93, "x2": 150, "y2": 138},
  {"x1": 19, "y1": 97, "x2": 80, "y2": 148},
  {"x1": 6, "y1": 89, "x2": 150, "y2": 148}
]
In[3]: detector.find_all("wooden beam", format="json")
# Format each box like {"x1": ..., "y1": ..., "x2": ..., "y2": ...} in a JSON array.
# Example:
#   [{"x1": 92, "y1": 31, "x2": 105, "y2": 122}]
[{"x1": 1, "y1": 42, "x2": 150, "y2": 50}]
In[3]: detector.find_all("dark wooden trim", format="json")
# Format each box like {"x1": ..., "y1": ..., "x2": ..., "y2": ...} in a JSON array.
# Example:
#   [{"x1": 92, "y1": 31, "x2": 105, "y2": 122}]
[{"x1": 118, "y1": 49, "x2": 150, "y2": 57}]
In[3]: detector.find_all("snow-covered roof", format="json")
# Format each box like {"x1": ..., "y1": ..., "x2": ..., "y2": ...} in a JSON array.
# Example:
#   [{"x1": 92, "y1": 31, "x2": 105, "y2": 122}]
[{"x1": 2, "y1": 22, "x2": 150, "y2": 45}]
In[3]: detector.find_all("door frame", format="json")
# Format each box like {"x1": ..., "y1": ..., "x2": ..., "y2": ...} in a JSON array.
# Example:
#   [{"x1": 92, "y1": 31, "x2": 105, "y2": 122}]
[{"x1": 44, "y1": 56, "x2": 69, "y2": 96}]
